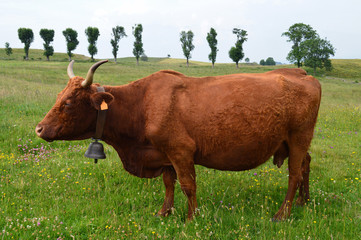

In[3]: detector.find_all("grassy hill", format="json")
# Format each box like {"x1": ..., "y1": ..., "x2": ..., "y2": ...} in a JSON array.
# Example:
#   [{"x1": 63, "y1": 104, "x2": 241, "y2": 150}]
[
  {"x1": 325, "y1": 59, "x2": 361, "y2": 80},
  {"x1": 0, "y1": 48, "x2": 91, "y2": 61},
  {"x1": 2, "y1": 48, "x2": 361, "y2": 80}
]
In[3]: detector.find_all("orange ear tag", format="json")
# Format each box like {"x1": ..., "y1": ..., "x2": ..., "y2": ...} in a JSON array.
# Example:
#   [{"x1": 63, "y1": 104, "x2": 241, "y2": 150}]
[{"x1": 100, "y1": 100, "x2": 108, "y2": 110}]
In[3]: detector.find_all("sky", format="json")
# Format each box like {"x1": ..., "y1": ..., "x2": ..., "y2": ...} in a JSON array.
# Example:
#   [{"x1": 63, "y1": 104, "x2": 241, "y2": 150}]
[{"x1": 1, "y1": 0, "x2": 360, "y2": 64}]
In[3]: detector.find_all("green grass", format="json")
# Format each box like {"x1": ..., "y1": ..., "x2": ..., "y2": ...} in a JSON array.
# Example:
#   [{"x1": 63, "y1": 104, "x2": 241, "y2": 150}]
[{"x1": 0, "y1": 57, "x2": 360, "y2": 239}]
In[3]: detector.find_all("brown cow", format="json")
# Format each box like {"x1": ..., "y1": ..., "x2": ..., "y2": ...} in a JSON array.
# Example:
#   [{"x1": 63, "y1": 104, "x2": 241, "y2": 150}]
[{"x1": 36, "y1": 60, "x2": 321, "y2": 221}]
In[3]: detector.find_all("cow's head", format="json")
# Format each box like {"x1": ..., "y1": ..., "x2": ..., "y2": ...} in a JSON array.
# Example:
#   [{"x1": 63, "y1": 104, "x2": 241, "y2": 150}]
[{"x1": 35, "y1": 60, "x2": 114, "y2": 142}]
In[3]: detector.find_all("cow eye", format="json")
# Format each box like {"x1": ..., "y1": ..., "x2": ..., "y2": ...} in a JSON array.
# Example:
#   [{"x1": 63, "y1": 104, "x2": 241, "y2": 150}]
[{"x1": 64, "y1": 101, "x2": 71, "y2": 107}]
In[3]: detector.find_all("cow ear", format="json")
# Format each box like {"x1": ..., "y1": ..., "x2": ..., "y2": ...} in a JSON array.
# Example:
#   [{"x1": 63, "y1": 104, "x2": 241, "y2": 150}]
[{"x1": 90, "y1": 92, "x2": 114, "y2": 110}]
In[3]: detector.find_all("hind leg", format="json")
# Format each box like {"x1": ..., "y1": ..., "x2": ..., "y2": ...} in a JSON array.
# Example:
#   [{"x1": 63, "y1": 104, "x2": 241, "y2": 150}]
[
  {"x1": 295, "y1": 152, "x2": 311, "y2": 206},
  {"x1": 273, "y1": 133, "x2": 311, "y2": 221}
]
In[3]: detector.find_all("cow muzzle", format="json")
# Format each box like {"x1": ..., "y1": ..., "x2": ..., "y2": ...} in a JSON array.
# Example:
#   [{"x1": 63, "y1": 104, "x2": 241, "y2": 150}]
[
  {"x1": 35, "y1": 124, "x2": 54, "y2": 142},
  {"x1": 35, "y1": 125, "x2": 43, "y2": 137}
]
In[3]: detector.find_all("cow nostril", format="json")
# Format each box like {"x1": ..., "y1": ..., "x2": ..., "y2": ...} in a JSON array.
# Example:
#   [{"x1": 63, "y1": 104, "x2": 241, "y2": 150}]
[{"x1": 35, "y1": 125, "x2": 43, "y2": 136}]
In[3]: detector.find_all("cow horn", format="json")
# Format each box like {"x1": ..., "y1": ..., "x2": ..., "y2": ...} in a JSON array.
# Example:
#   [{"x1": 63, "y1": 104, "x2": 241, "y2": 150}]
[
  {"x1": 81, "y1": 60, "x2": 109, "y2": 88},
  {"x1": 67, "y1": 60, "x2": 75, "y2": 79}
]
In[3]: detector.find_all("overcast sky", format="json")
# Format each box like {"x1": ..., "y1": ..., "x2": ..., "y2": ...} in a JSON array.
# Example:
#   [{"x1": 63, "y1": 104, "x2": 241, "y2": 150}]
[{"x1": 1, "y1": 0, "x2": 360, "y2": 63}]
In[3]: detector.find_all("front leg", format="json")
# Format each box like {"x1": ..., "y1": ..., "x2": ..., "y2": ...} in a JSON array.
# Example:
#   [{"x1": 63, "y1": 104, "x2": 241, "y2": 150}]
[
  {"x1": 175, "y1": 163, "x2": 197, "y2": 221},
  {"x1": 158, "y1": 167, "x2": 177, "y2": 216},
  {"x1": 147, "y1": 120, "x2": 197, "y2": 220},
  {"x1": 163, "y1": 139, "x2": 197, "y2": 221}
]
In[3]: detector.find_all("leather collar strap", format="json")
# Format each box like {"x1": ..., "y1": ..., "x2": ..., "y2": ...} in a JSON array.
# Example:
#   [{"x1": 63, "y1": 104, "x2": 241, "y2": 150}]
[{"x1": 93, "y1": 86, "x2": 107, "y2": 140}]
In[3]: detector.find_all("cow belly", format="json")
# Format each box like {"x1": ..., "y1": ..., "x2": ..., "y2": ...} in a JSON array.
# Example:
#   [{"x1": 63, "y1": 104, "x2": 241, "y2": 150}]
[
  {"x1": 197, "y1": 152, "x2": 271, "y2": 171},
  {"x1": 195, "y1": 141, "x2": 281, "y2": 171},
  {"x1": 115, "y1": 145, "x2": 172, "y2": 178}
]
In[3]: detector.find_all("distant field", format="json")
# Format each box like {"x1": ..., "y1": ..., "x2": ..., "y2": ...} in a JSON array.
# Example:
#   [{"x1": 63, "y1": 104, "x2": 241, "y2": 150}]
[
  {"x1": 325, "y1": 59, "x2": 361, "y2": 80},
  {"x1": 0, "y1": 55, "x2": 360, "y2": 239}
]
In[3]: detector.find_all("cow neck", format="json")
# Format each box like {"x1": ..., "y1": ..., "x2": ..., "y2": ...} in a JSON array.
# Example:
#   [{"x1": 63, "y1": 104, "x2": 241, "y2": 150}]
[
  {"x1": 102, "y1": 84, "x2": 146, "y2": 145},
  {"x1": 93, "y1": 86, "x2": 107, "y2": 140}
]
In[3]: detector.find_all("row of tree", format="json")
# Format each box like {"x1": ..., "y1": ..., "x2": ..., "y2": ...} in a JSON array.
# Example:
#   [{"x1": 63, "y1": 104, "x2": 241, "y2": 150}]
[
  {"x1": 15, "y1": 24, "x2": 154, "y2": 66},
  {"x1": 16, "y1": 26, "x2": 129, "y2": 62},
  {"x1": 14, "y1": 25, "x2": 247, "y2": 68},
  {"x1": 10, "y1": 23, "x2": 335, "y2": 72},
  {"x1": 188, "y1": 23, "x2": 335, "y2": 72},
  {"x1": 179, "y1": 27, "x2": 249, "y2": 68}
]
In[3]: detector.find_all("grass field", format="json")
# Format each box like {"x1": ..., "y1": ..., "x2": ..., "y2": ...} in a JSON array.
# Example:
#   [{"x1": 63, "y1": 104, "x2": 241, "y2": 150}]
[{"x1": 0, "y1": 50, "x2": 360, "y2": 239}]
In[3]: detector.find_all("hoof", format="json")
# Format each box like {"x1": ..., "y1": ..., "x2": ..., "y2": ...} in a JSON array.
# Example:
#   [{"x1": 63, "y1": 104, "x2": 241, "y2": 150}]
[
  {"x1": 156, "y1": 211, "x2": 169, "y2": 217},
  {"x1": 271, "y1": 217, "x2": 281, "y2": 222},
  {"x1": 272, "y1": 209, "x2": 290, "y2": 222},
  {"x1": 295, "y1": 197, "x2": 309, "y2": 206},
  {"x1": 157, "y1": 208, "x2": 173, "y2": 217},
  {"x1": 272, "y1": 215, "x2": 288, "y2": 222},
  {"x1": 295, "y1": 200, "x2": 306, "y2": 206}
]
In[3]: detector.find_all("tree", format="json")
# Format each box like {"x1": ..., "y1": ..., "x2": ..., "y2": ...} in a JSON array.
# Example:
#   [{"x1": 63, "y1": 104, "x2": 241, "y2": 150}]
[
  {"x1": 5, "y1": 42, "x2": 12, "y2": 56},
  {"x1": 206, "y1": 28, "x2": 218, "y2": 68},
  {"x1": 260, "y1": 59, "x2": 265, "y2": 66},
  {"x1": 265, "y1": 57, "x2": 276, "y2": 66},
  {"x1": 282, "y1": 23, "x2": 317, "y2": 68},
  {"x1": 245, "y1": 57, "x2": 250, "y2": 63},
  {"x1": 39, "y1": 29, "x2": 55, "y2": 61},
  {"x1": 18, "y1": 28, "x2": 34, "y2": 60},
  {"x1": 132, "y1": 24, "x2": 144, "y2": 66},
  {"x1": 63, "y1": 28, "x2": 79, "y2": 61},
  {"x1": 141, "y1": 53, "x2": 148, "y2": 62},
  {"x1": 110, "y1": 26, "x2": 127, "y2": 63},
  {"x1": 180, "y1": 30, "x2": 195, "y2": 67},
  {"x1": 85, "y1": 27, "x2": 100, "y2": 61},
  {"x1": 229, "y1": 28, "x2": 248, "y2": 68},
  {"x1": 301, "y1": 36, "x2": 335, "y2": 75}
]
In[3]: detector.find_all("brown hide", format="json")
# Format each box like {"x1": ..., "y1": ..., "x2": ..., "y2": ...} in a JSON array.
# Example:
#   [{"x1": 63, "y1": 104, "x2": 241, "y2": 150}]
[
  {"x1": 36, "y1": 66, "x2": 321, "y2": 221},
  {"x1": 145, "y1": 68, "x2": 320, "y2": 170}
]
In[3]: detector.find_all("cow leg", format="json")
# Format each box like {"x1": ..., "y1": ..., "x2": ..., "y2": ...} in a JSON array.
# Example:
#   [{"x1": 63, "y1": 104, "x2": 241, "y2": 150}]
[
  {"x1": 295, "y1": 152, "x2": 311, "y2": 206},
  {"x1": 176, "y1": 163, "x2": 197, "y2": 221},
  {"x1": 273, "y1": 135, "x2": 309, "y2": 221},
  {"x1": 166, "y1": 149, "x2": 197, "y2": 221},
  {"x1": 157, "y1": 166, "x2": 177, "y2": 217}
]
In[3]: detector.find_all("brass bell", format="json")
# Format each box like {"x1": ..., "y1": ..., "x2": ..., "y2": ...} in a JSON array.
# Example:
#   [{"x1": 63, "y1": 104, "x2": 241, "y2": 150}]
[{"x1": 84, "y1": 139, "x2": 106, "y2": 163}]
